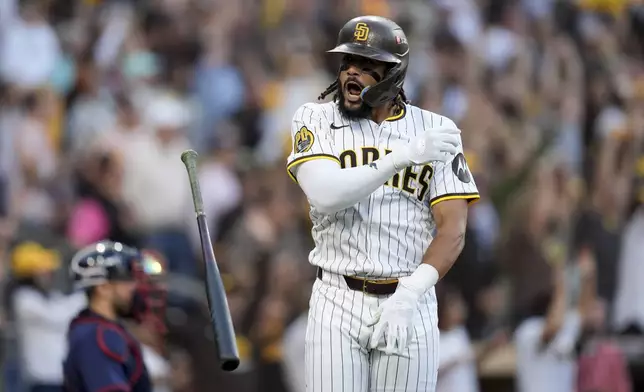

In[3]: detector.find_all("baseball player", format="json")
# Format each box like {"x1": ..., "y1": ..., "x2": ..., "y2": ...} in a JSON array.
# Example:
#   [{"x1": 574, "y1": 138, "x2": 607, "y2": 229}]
[
  {"x1": 63, "y1": 241, "x2": 166, "y2": 392},
  {"x1": 286, "y1": 16, "x2": 480, "y2": 392}
]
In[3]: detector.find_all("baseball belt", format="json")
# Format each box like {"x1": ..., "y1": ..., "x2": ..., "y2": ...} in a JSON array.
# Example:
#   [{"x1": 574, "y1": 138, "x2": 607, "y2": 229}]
[{"x1": 317, "y1": 268, "x2": 399, "y2": 295}]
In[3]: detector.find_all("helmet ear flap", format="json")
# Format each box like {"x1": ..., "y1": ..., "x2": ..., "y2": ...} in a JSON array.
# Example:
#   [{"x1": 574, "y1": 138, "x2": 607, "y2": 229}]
[{"x1": 360, "y1": 62, "x2": 405, "y2": 107}]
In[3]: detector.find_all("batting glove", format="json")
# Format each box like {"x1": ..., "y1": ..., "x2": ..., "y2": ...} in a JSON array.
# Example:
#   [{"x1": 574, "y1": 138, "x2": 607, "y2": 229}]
[
  {"x1": 367, "y1": 284, "x2": 417, "y2": 356},
  {"x1": 367, "y1": 264, "x2": 439, "y2": 356},
  {"x1": 390, "y1": 126, "x2": 461, "y2": 171}
]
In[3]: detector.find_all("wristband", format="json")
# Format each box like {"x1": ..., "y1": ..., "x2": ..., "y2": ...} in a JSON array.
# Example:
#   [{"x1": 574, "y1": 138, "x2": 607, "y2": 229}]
[
  {"x1": 374, "y1": 152, "x2": 401, "y2": 176},
  {"x1": 389, "y1": 143, "x2": 411, "y2": 171},
  {"x1": 399, "y1": 264, "x2": 440, "y2": 296}
]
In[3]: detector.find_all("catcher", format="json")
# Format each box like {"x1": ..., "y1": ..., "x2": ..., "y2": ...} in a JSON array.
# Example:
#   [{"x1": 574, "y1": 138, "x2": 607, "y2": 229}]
[{"x1": 63, "y1": 241, "x2": 166, "y2": 392}]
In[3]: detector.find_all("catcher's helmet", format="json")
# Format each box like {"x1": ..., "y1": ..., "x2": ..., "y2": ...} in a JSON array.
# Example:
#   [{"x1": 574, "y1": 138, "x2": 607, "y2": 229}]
[
  {"x1": 69, "y1": 241, "x2": 163, "y2": 290},
  {"x1": 328, "y1": 15, "x2": 409, "y2": 107}
]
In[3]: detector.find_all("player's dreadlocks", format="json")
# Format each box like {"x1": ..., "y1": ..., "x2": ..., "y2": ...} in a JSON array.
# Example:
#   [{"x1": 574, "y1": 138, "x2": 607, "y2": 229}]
[
  {"x1": 318, "y1": 80, "x2": 339, "y2": 101},
  {"x1": 317, "y1": 79, "x2": 409, "y2": 106}
]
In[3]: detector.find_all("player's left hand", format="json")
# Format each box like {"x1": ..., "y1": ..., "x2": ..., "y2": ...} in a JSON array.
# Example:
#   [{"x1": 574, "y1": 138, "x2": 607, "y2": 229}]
[{"x1": 367, "y1": 280, "x2": 421, "y2": 356}]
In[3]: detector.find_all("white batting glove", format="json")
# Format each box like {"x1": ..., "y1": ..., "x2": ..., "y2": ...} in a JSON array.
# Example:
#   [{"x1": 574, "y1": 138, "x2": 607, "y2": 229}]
[
  {"x1": 367, "y1": 284, "x2": 418, "y2": 356},
  {"x1": 367, "y1": 265, "x2": 440, "y2": 356},
  {"x1": 390, "y1": 126, "x2": 461, "y2": 170}
]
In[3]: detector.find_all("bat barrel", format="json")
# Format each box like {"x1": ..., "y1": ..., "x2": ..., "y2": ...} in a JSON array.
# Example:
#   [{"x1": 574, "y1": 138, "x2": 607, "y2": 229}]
[{"x1": 197, "y1": 214, "x2": 240, "y2": 371}]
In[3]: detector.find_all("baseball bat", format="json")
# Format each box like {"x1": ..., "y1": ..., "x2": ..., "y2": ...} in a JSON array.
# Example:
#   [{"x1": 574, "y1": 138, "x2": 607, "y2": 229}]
[{"x1": 181, "y1": 149, "x2": 240, "y2": 371}]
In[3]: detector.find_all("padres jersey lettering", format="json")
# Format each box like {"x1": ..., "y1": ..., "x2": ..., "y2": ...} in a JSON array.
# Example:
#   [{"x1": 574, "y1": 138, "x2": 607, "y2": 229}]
[{"x1": 287, "y1": 102, "x2": 479, "y2": 279}]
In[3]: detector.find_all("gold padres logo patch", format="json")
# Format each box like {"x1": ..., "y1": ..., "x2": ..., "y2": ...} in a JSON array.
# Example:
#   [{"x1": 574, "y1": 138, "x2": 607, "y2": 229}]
[
  {"x1": 354, "y1": 22, "x2": 369, "y2": 42},
  {"x1": 294, "y1": 126, "x2": 314, "y2": 153}
]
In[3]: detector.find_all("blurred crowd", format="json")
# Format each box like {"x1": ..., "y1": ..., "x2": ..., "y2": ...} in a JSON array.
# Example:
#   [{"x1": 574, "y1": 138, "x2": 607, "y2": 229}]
[{"x1": 1, "y1": 0, "x2": 644, "y2": 391}]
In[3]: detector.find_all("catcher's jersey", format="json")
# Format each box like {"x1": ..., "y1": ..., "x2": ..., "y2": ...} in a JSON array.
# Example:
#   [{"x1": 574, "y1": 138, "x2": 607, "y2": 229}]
[{"x1": 287, "y1": 101, "x2": 479, "y2": 278}]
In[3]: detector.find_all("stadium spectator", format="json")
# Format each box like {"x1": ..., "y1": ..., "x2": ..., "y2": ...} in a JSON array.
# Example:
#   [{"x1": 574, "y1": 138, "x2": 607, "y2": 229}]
[{"x1": 7, "y1": 242, "x2": 85, "y2": 392}]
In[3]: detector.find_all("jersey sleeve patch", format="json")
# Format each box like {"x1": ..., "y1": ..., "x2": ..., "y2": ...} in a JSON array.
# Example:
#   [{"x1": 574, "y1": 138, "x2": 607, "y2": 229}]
[
  {"x1": 451, "y1": 153, "x2": 472, "y2": 184},
  {"x1": 294, "y1": 126, "x2": 315, "y2": 154}
]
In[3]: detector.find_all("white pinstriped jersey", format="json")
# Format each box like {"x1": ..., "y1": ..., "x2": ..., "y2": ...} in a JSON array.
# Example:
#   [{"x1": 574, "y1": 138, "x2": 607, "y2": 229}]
[{"x1": 287, "y1": 101, "x2": 479, "y2": 278}]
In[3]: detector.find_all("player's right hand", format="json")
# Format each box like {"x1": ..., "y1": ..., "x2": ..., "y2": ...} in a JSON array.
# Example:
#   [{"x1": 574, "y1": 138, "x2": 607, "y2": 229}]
[
  {"x1": 391, "y1": 126, "x2": 461, "y2": 169},
  {"x1": 367, "y1": 283, "x2": 419, "y2": 356}
]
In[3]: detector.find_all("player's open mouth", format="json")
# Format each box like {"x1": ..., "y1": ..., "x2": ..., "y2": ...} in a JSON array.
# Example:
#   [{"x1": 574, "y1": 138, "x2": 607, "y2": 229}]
[{"x1": 345, "y1": 81, "x2": 363, "y2": 102}]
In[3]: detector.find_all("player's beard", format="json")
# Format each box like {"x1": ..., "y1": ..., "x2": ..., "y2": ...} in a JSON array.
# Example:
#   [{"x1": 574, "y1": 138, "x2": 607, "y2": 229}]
[
  {"x1": 113, "y1": 292, "x2": 137, "y2": 319},
  {"x1": 337, "y1": 88, "x2": 372, "y2": 120}
]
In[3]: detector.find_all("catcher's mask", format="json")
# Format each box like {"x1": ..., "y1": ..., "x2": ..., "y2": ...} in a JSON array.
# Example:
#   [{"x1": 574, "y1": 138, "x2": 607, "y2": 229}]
[{"x1": 130, "y1": 249, "x2": 168, "y2": 335}]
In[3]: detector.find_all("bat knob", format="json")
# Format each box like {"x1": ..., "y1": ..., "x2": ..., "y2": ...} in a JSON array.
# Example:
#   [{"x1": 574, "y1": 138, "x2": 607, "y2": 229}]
[
  {"x1": 222, "y1": 358, "x2": 240, "y2": 372},
  {"x1": 181, "y1": 149, "x2": 199, "y2": 164}
]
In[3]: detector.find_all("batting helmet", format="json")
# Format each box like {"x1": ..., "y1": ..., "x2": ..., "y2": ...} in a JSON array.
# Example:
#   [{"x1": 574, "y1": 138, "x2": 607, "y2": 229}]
[
  {"x1": 328, "y1": 15, "x2": 410, "y2": 107},
  {"x1": 69, "y1": 241, "x2": 164, "y2": 290},
  {"x1": 70, "y1": 241, "x2": 141, "y2": 290},
  {"x1": 70, "y1": 241, "x2": 168, "y2": 333}
]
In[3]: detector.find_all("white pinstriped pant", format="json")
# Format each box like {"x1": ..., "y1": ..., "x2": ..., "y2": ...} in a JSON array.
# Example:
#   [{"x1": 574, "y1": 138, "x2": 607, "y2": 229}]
[{"x1": 306, "y1": 270, "x2": 439, "y2": 392}]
